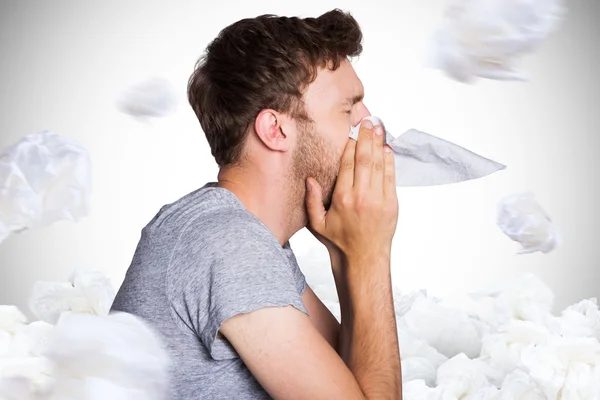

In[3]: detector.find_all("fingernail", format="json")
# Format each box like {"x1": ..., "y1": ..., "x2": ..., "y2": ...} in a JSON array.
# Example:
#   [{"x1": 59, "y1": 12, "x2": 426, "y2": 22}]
[
  {"x1": 375, "y1": 126, "x2": 383, "y2": 135},
  {"x1": 306, "y1": 179, "x2": 312, "y2": 191},
  {"x1": 363, "y1": 119, "x2": 373, "y2": 129},
  {"x1": 385, "y1": 146, "x2": 392, "y2": 153}
]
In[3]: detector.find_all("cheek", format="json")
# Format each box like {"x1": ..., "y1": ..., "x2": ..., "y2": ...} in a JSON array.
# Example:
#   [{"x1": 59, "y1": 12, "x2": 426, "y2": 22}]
[{"x1": 334, "y1": 127, "x2": 350, "y2": 158}]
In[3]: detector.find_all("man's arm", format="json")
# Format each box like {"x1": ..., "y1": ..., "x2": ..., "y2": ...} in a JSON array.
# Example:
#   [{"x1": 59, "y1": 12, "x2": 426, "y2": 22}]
[
  {"x1": 220, "y1": 250, "x2": 400, "y2": 400},
  {"x1": 301, "y1": 249, "x2": 346, "y2": 352},
  {"x1": 221, "y1": 121, "x2": 402, "y2": 399},
  {"x1": 302, "y1": 285, "x2": 340, "y2": 351},
  {"x1": 339, "y1": 252, "x2": 401, "y2": 396}
]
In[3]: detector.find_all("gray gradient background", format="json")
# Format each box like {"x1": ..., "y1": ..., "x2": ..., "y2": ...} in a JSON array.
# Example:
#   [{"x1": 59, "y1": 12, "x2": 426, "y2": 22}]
[{"x1": 0, "y1": 0, "x2": 598, "y2": 318}]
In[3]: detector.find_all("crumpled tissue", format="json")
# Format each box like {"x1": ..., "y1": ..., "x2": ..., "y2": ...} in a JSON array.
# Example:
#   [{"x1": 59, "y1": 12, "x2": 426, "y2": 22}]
[
  {"x1": 349, "y1": 116, "x2": 506, "y2": 187},
  {"x1": 116, "y1": 77, "x2": 178, "y2": 121},
  {"x1": 553, "y1": 298, "x2": 600, "y2": 340},
  {"x1": 0, "y1": 131, "x2": 92, "y2": 245},
  {"x1": 398, "y1": 328, "x2": 448, "y2": 387},
  {"x1": 467, "y1": 273, "x2": 555, "y2": 329},
  {"x1": 435, "y1": 353, "x2": 491, "y2": 398},
  {"x1": 428, "y1": 0, "x2": 567, "y2": 82},
  {"x1": 519, "y1": 336, "x2": 600, "y2": 399},
  {"x1": 478, "y1": 319, "x2": 553, "y2": 386},
  {"x1": 45, "y1": 311, "x2": 170, "y2": 400},
  {"x1": 29, "y1": 269, "x2": 116, "y2": 325},
  {"x1": 497, "y1": 369, "x2": 546, "y2": 399},
  {"x1": 399, "y1": 295, "x2": 487, "y2": 359},
  {"x1": 497, "y1": 192, "x2": 561, "y2": 254},
  {"x1": 402, "y1": 379, "x2": 444, "y2": 400}
]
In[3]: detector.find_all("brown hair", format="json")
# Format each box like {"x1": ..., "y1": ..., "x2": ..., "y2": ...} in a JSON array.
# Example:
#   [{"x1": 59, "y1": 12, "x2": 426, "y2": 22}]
[{"x1": 187, "y1": 9, "x2": 363, "y2": 167}]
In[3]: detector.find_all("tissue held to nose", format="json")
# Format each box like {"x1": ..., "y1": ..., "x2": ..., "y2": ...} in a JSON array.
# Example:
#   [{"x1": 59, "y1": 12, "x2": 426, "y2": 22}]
[{"x1": 348, "y1": 116, "x2": 506, "y2": 187}]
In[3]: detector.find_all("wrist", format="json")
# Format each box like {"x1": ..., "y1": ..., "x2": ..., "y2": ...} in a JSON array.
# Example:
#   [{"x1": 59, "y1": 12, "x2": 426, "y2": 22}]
[
  {"x1": 342, "y1": 244, "x2": 392, "y2": 267},
  {"x1": 327, "y1": 246, "x2": 345, "y2": 273}
]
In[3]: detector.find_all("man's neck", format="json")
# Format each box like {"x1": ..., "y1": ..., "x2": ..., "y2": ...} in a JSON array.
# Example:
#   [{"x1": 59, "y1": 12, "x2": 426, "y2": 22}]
[{"x1": 217, "y1": 166, "x2": 306, "y2": 247}]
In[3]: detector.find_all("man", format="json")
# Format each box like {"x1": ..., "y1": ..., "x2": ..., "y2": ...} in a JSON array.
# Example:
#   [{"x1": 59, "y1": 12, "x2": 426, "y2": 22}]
[{"x1": 111, "y1": 8, "x2": 402, "y2": 399}]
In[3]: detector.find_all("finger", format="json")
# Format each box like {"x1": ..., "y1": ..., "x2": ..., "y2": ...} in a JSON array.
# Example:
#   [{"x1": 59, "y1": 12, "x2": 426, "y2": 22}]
[
  {"x1": 305, "y1": 177, "x2": 327, "y2": 234},
  {"x1": 383, "y1": 145, "x2": 397, "y2": 197},
  {"x1": 335, "y1": 136, "x2": 357, "y2": 190},
  {"x1": 370, "y1": 124, "x2": 385, "y2": 193},
  {"x1": 353, "y1": 119, "x2": 374, "y2": 191}
]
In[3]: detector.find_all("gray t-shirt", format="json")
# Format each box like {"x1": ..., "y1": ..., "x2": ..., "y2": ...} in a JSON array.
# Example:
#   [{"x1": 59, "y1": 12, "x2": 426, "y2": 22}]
[{"x1": 110, "y1": 183, "x2": 308, "y2": 399}]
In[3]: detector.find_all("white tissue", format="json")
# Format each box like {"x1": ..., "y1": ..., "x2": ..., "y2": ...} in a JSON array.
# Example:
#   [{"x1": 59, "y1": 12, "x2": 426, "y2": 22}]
[
  {"x1": 497, "y1": 192, "x2": 561, "y2": 254},
  {"x1": 0, "y1": 131, "x2": 92, "y2": 245},
  {"x1": 478, "y1": 319, "x2": 553, "y2": 386},
  {"x1": 554, "y1": 298, "x2": 600, "y2": 340},
  {"x1": 428, "y1": 0, "x2": 567, "y2": 82},
  {"x1": 435, "y1": 353, "x2": 490, "y2": 398},
  {"x1": 0, "y1": 306, "x2": 27, "y2": 335},
  {"x1": 497, "y1": 369, "x2": 546, "y2": 399},
  {"x1": 46, "y1": 311, "x2": 170, "y2": 400},
  {"x1": 116, "y1": 77, "x2": 178, "y2": 120},
  {"x1": 349, "y1": 116, "x2": 506, "y2": 187},
  {"x1": 402, "y1": 379, "x2": 444, "y2": 400},
  {"x1": 29, "y1": 269, "x2": 116, "y2": 325},
  {"x1": 0, "y1": 270, "x2": 170, "y2": 400},
  {"x1": 398, "y1": 328, "x2": 448, "y2": 387},
  {"x1": 468, "y1": 274, "x2": 555, "y2": 328},
  {"x1": 400, "y1": 296, "x2": 486, "y2": 359},
  {"x1": 519, "y1": 336, "x2": 600, "y2": 399}
]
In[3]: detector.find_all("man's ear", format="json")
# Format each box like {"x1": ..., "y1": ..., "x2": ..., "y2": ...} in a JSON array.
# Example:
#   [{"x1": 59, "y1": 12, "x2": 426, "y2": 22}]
[{"x1": 254, "y1": 109, "x2": 291, "y2": 152}]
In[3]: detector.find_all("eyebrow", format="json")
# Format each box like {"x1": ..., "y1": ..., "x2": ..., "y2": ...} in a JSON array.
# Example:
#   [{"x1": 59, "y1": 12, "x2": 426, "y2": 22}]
[{"x1": 343, "y1": 94, "x2": 364, "y2": 107}]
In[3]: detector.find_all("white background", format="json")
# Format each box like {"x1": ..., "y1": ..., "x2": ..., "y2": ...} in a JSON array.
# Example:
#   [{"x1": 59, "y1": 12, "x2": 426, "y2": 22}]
[{"x1": 1, "y1": 0, "x2": 598, "y2": 317}]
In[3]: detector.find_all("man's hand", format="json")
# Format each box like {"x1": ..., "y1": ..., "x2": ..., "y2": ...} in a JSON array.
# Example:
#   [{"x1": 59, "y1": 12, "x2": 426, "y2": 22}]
[{"x1": 305, "y1": 119, "x2": 398, "y2": 262}]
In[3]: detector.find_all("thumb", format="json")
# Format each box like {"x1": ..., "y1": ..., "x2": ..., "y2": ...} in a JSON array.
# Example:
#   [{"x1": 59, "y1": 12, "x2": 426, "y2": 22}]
[{"x1": 305, "y1": 177, "x2": 326, "y2": 232}]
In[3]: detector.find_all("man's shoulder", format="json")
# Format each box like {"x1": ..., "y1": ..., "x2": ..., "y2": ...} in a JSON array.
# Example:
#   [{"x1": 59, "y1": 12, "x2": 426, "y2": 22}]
[
  {"x1": 186, "y1": 208, "x2": 271, "y2": 244},
  {"x1": 150, "y1": 184, "x2": 262, "y2": 239},
  {"x1": 167, "y1": 193, "x2": 279, "y2": 262}
]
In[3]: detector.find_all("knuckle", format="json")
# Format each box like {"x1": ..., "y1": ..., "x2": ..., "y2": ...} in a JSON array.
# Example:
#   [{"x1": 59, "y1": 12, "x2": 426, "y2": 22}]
[
  {"x1": 373, "y1": 161, "x2": 383, "y2": 171},
  {"x1": 356, "y1": 154, "x2": 371, "y2": 168},
  {"x1": 339, "y1": 194, "x2": 353, "y2": 208},
  {"x1": 341, "y1": 159, "x2": 354, "y2": 171},
  {"x1": 354, "y1": 194, "x2": 367, "y2": 210}
]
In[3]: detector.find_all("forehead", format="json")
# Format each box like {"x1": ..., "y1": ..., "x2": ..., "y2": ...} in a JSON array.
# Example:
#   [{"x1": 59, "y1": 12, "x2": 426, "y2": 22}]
[{"x1": 303, "y1": 59, "x2": 364, "y2": 109}]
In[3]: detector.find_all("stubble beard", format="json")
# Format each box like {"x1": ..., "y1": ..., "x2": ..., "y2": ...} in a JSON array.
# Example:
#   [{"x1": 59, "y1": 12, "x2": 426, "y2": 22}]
[{"x1": 289, "y1": 119, "x2": 341, "y2": 217}]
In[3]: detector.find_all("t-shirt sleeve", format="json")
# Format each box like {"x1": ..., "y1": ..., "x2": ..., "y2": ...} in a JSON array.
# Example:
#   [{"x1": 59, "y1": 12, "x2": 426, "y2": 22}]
[
  {"x1": 286, "y1": 242, "x2": 309, "y2": 296},
  {"x1": 167, "y1": 213, "x2": 308, "y2": 361}
]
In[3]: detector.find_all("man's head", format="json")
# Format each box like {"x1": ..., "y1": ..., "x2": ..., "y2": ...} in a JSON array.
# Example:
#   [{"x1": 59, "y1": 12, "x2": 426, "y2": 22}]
[{"x1": 188, "y1": 9, "x2": 370, "y2": 210}]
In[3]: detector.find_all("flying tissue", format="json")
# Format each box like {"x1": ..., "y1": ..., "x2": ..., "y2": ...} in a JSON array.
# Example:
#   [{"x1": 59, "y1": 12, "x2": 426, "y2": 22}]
[
  {"x1": 115, "y1": 77, "x2": 179, "y2": 121},
  {"x1": 0, "y1": 131, "x2": 92, "y2": 245},
  {"x1": 428, "y1": 0, "x2": 567, "y2": 82},
  {"x1": 497, "y1": 192, "x2": 561, "y2": 254},
  {"x1": 349, "y1": 116, "x2": 506, "y2": 186}
]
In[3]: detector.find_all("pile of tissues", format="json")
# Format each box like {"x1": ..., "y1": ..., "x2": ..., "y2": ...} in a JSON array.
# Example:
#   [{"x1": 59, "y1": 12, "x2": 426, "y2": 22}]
[
  {"x1": 3, "y1": 266, "x2": 592, "y2": 399},
  {"x1": 299, "y1": 252, "x2": 600, "y2": 399},
  {"x1": 0, "y1": 270, "x2": 169, "y2": 400}
]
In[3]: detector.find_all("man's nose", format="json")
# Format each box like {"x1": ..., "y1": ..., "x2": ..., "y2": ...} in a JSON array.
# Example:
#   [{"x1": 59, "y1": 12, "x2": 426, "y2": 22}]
[{"x1": 354, "y1": 103, "x2": 371, "y2": 125}]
